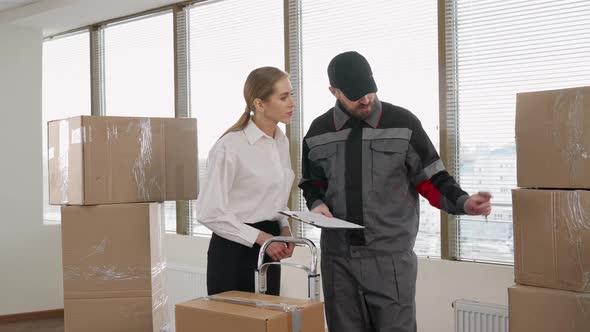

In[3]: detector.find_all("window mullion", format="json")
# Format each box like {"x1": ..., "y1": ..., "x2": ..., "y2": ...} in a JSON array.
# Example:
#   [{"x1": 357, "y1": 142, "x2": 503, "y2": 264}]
[
  {"x1": 90, "y1": 25, "x2": 106, "y2": 116},
  {"x1": 173, "y1": 5, "x2": 192, "y2": 235}
]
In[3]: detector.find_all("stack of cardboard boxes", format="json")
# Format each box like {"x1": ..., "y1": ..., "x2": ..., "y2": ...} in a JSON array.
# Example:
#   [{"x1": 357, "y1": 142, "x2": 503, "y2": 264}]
[
  {"x1": 512, "y1": 86, "x2": 590, "y2": 332},
  {"x1": 48, "y1": 116, "x2": 198, "y2": 332}
]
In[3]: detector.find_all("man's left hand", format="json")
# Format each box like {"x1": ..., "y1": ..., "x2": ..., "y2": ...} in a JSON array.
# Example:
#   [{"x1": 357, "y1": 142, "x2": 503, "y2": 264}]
[{"x1": 464, "y1": 191, "x2": 492, "y2": 216}]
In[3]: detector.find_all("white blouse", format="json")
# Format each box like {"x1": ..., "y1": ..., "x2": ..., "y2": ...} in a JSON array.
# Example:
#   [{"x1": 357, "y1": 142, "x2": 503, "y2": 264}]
[{"x1": 195, "y1": 120, "x2": 295, "y2": 247}]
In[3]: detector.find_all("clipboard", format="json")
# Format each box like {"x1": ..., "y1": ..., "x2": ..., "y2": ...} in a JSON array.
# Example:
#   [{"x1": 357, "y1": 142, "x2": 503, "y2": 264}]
[{"x1": 280, "y1": 211, "x2": 364, "y2": 229}]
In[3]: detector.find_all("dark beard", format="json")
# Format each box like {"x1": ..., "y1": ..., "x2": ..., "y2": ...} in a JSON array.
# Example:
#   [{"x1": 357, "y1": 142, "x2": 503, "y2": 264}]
[{"x1": 348, "y1": 96, "x2": 379, "y2": 120}]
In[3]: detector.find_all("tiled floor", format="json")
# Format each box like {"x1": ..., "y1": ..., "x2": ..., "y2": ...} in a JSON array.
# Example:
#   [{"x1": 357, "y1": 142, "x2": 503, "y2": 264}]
[{"x1": 0, "y1": 317, "x2": 64, "y2": 332}]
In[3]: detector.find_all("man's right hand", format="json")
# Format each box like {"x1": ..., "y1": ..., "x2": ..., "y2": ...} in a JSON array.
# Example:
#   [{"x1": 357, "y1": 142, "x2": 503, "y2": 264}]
[{"x1": 311, "y1": 203, "x2": 333, "y2": 218}]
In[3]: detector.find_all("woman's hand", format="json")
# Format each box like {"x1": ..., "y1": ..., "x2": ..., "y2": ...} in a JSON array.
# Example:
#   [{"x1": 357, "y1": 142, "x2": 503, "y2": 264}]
[
  {"x1": 280, "y1": 226, "x2": 295, "y2": 259},
  {"x1": 256, "y1": 231, "x2": 291, "y2": 261}
]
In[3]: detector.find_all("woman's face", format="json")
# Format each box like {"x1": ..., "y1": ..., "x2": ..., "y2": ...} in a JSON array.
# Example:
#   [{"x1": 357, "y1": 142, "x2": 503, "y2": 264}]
[{"x1": 259, "y1": 77, "x2": 295, "y2": 125}]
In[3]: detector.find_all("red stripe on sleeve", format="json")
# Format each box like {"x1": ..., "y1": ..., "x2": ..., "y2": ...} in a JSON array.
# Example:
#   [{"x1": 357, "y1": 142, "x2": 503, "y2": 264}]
[
  {"x1": 416, "y1": 179, "x2": 441, "y2": 209},
  {"x1": 312, "y1": 181, "x2": 327, "y2": 189}
]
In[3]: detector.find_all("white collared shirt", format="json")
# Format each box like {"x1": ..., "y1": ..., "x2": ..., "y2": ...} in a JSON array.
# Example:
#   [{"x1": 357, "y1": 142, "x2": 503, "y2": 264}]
[{"x1": 195, "y1": 120, "x2": 295, "y2": 247}]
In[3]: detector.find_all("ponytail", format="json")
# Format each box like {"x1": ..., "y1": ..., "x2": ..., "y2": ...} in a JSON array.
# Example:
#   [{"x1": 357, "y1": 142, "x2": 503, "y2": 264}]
[{"x1": 222, "y1": 107, "x2": 251, "y2": 137}]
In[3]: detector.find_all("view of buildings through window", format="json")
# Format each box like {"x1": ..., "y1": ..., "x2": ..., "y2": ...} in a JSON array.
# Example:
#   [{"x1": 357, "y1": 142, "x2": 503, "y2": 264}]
[{"x1": 449, "y1": 0, "x2": 590, "y2": 263}]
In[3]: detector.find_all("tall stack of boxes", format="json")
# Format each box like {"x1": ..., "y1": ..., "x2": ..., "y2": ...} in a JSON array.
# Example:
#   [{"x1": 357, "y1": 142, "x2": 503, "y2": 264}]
[
  {"x1": 512, "y1": 86, "x2": 590, "y2": 332},
  {"x1": 48, "y1": 116, "x2": 198, "y2": 332}
]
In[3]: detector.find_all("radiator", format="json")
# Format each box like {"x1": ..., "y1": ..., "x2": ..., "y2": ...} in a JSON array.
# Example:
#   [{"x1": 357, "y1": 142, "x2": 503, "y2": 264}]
[
  {"x1": 453, "y1": 299, "x2": 509, "y2": 332},
  {"x1": 162, "y1": 264, "x2": 207, "y2": 332}
]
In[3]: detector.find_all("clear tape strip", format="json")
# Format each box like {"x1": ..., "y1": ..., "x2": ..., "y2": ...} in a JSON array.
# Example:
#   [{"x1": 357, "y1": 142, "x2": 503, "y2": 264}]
[{"x1": 206, "y1": 295, "x2": 303, "y2": 331}]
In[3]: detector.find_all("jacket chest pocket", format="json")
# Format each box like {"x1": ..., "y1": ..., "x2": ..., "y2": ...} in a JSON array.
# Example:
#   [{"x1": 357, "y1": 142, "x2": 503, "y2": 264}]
[
  {"x1": 309, "y1": 144, "x2": 339, "y2": 183},
  {"x1": 370, "y1": 139, "x2": 408, "y2": 191}
]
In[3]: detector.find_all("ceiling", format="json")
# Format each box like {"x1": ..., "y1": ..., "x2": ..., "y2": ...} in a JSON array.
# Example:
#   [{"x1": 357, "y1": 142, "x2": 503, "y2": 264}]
[
  {"x1": 0, "y1": 0, "x2": 42, "y2": 13},
  {"x1": 0, "y1": 0, "x2": 187, "y2": 37}
]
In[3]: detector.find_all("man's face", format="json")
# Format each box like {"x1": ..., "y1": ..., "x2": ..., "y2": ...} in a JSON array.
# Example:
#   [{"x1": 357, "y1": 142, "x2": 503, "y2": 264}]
[{"x1": 331, "y1": 88, "x2": 377, "y2": 120}]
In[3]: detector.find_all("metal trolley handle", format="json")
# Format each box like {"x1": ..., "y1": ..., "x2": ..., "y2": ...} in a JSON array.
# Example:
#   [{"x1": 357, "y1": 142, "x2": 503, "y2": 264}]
[{"x1": 255, "y1": 236, "x2": 321, "y2": 301}]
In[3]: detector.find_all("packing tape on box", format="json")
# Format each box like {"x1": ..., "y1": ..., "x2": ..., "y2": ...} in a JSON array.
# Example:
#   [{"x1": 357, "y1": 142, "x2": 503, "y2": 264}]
[
  {"x1": 132, "y1": 118, "x2": 158, "y2": 201},
  {"x1": 102, "y1": 117, "x2": 160, "y2": 202},
  {"x1": 153, "y1": 289, "x2": 170, "y2": 329},
  {"x1": 206, "y1": 295, "x2": 303, "y2": 332},
  {"x1": 560, "y1": 191, "x2": 590, "y2": 291},
  {"x1": 575, "y1": 292, "x2": 590, "y2": 314},
  {"x1": 63, "y1": 250, "x2": 166, "y2": 283},
  {"x1": 63, "y1": 264, "x2": 148, "y2": 281},
  {"x1": 58, "y1": 120, "x2": 70, "y2": 203},
  {"x1": 553, "y1": 91, "x2": 590, "y2": 182}
]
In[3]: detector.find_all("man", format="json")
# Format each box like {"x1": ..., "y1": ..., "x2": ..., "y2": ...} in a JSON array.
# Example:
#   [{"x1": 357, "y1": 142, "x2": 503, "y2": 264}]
[{"x1": 299, "y1": 51, "x2": 491, "y2": 332}]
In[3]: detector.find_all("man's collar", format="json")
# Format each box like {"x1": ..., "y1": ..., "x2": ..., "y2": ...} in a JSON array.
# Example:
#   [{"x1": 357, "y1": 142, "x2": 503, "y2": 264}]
[{"x1": 333, "y1": 99, "x2": 382, "y2": 131}]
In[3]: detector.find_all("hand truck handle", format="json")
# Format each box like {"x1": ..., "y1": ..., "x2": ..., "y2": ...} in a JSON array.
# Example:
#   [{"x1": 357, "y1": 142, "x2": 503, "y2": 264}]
[{"x1": 255, "y1": 236, "x2": 321, "y2": 301}]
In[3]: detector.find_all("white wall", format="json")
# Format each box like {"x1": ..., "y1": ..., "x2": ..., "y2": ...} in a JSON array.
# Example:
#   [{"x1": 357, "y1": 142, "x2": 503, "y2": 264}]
[
  {"x1": 0, "y1": 23, "x2": 64, "y2": 315},
  {"x1": 163, "y1": 234, "x2": 514, "y2": 332},
  {"x1": 416, "y1": 258, "x2": 513, "y2": 332}
]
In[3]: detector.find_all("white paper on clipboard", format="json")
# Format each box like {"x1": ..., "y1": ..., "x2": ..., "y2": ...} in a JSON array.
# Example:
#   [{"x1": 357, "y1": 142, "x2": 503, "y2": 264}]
[{"x1": 280, "y1": 211, "x2": 364, "y2": 229}]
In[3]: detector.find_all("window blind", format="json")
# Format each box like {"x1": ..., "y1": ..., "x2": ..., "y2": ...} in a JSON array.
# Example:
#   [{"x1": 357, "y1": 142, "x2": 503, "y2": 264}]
[
  {"x1": 444, "y1": 0, "x2": 590, "y2": 263},
  {"x1": 186, "y1": 0, "x2": 285, "y2": 235},
  {"x1": 288, "y1": 0, "x2": 441, "y2": 256}
]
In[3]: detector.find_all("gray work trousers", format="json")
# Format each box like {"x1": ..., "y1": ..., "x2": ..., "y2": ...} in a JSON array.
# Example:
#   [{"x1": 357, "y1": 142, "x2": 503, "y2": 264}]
[{"x1": 321, "y1": 249, "x2": 417, "y2": 332}]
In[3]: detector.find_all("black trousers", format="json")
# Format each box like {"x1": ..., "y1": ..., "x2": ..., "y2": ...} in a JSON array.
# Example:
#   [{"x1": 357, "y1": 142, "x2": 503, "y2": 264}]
[{"x1": 207, "y1": 220, "x2": 281, "y2": 296}]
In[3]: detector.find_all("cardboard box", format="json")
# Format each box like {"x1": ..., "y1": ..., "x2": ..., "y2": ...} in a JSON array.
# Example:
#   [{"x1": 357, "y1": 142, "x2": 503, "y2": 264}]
[
  {"x1": 64, "y1": 291, "x2": 167, "y2": 332},
  {"x1": 512, "y1": 189, "x2": 590, "y2": 293},
  {"x1": 509, "y1": 285, "x2": 590, "y2": 332},
  {"x1": 516, "y1": 86, "x2": 590, "y2": 188},
  {"x1": 175, "y1": 291, "x2": 325, "y2": 332},
  {"x1": 48, "y1": 116, "x2": 198, "y2": 205},
  {"x1": 61, "y1": 203, "x2": 165, "y2": 297},
  {"x1": 61, "y1": 203, "x2": 168, "y2": 331}
]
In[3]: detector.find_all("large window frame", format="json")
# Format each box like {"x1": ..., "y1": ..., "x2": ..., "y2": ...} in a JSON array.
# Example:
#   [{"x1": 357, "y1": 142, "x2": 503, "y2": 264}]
[
  {"x1": 43, "y1": 0, "x2": 590, "y2": 265},
  {"x1": 39, "y1": 0, "x2": 486, "y2": 261},
  {"x1": 285, "y1": 0, "x2": 442, "y2": 257},
  {"x1": 439, "y1": 0, "x2": 590, "y2": 264}
]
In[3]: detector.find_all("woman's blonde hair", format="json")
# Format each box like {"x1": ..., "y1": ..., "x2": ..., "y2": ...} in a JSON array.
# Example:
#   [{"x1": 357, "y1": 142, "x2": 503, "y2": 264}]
[{"x1": 223, "y1": 66, "x2": 289, "y2": 136}]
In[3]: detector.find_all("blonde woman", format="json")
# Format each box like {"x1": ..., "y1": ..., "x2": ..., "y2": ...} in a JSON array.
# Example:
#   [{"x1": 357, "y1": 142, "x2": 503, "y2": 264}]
[{"x1": 196, "y1": 67, "x2": 296, "y2": 296}]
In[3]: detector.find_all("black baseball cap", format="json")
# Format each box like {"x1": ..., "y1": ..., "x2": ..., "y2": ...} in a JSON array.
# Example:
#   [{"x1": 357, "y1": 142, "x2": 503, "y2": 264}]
[{"x1": 327, "y1": 51, "x2": 377, "y2": 101}]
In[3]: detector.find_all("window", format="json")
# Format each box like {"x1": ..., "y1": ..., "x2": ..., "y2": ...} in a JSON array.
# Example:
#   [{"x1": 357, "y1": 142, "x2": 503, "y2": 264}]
[
  {"x1": 186, "y1": 0, "x2": 285, "y2": 235},
  {"x1": 103, "y1": 12, "x2": 175, "y2": 117},
  {"x1": 42, "y1": 0, "x2": 590, "y2": 262},
  {"x1": 445, "y1": 0, "x2": 590, "y2": 263},
  {"x1": 290, "y1": 0, "x2": 441, "y2": 256},
  {"x1": 42, "y1": 31, "x2": 91, "y2": 223},
  {"x1": 103, "y1": 11, "x2": 177, "y2": 230}
]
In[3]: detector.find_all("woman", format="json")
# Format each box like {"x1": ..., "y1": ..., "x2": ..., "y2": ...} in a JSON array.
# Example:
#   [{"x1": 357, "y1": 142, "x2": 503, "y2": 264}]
[{"x1": 196, "y1": 67, "x2": 296, "y2": 296}]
